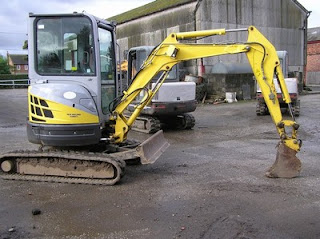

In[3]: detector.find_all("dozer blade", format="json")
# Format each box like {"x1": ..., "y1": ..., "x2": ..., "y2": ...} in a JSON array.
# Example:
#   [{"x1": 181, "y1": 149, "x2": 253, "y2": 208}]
[
  {"x1": 265, "y1": 142, "x2": 301, "y2": 178},
  {"x1": 136, "y1": 130, "x2": 170, "y2": 164}
]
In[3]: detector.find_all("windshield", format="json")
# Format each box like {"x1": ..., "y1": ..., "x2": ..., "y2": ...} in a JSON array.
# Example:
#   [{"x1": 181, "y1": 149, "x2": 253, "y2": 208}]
[{"x1": 36, "y1": 17, "x2": 95, "y2": 75}]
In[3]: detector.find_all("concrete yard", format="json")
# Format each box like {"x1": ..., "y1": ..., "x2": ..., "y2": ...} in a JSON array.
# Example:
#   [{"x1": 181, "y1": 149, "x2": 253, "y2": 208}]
[{"x1": 0, "y1": 89, "x2": 319, "y2": 239}]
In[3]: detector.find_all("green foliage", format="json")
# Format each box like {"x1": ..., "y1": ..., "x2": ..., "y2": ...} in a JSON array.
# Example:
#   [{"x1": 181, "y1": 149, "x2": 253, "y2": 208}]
[
  {"x1": 0, "y1": 74, "x2": 28, "y2": 80},
  {"x1": 23, "y1": 40, "x2": 28, "y2": 50},
  {"x1": 0, "y1": 56, "x2": 11, "y2": 74}
]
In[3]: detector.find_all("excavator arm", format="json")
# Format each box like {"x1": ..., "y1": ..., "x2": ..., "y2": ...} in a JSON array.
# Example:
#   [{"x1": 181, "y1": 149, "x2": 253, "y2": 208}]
[{"x1": 110, "y1": 26, "x2": 301, "y2": 178}]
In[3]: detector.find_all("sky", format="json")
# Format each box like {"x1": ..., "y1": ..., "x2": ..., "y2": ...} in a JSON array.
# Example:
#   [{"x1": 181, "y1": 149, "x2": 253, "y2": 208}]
[{"x1": 0, "y1": 0, "x2": 319, "y2": 57}]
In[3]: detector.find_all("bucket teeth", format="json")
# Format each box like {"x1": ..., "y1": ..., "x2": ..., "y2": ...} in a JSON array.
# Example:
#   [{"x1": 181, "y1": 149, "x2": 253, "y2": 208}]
[{"x1": 265, "y1": 142, "x2": 301, "y2": 178}]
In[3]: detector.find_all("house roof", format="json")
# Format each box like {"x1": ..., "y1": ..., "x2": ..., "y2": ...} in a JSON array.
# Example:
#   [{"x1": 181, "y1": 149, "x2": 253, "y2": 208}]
[
  {"x1": 108, "y1": 0, "x2": 196, "y2": 24},
  {"x1": 308, "y1": 27, "x2": 320, "y2": 42},
  {"x1": 9, "y1": 54, "x2": 28, "y2": 65}
]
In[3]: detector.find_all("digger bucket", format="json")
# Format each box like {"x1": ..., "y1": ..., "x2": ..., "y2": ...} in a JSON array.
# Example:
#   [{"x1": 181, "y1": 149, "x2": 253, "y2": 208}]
[
  {"x1": 265, "y1": 142, "x2": 302, "y2": 178},
  {"x1": 135, "y1": 130, "x2": 170, "y2": 164}
]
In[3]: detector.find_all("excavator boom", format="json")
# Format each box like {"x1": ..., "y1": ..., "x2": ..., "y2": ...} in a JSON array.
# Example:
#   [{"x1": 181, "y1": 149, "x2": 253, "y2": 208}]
[{"x1": 111, "y1": 26, "x2": 302, "y2": 178}]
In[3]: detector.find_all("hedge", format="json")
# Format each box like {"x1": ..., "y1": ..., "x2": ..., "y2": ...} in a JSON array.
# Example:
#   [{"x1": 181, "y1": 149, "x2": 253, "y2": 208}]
[{"x1": 0, "y1": 74, "x2": 28, "y2": 80}]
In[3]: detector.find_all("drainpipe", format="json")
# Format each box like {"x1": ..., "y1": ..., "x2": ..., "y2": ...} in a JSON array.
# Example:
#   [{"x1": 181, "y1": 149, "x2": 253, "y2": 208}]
[
  {"x1": 194, "y1": 0, "x2": 202, "y2": 32},
  {"x1": 194, "y1": 0, "x2": 204, "y2": 76},
  {"x1": 303, "y1": 11, "x2": 311, "y2": 87}
]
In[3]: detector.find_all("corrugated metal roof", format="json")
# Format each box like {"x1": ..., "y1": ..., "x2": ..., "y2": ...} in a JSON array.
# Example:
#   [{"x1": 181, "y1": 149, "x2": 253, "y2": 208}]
[
  {"x1": 308, "y1": 27, "x2": 320, "y2": 42},
  {"x1": 108, "y1": 0, "x2": 196, "y2": 24},
  {"x1": 9, "y1": 54, "x2": 28, "y2": 65}
]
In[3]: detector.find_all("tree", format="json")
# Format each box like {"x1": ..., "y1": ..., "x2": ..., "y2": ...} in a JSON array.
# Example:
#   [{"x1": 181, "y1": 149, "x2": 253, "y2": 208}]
[
  {"x1": 23, "y1": 40, "x2": 28, "y2": 50},
  {"x1": 0, "y1": 55, "x2": 11, "y2": 74}
]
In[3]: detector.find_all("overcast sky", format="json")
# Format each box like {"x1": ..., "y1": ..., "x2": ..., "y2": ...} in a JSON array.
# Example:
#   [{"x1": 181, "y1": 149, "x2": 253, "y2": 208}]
[{"x1": 0, "y1": 0, "x2": 319, "y2": 56}]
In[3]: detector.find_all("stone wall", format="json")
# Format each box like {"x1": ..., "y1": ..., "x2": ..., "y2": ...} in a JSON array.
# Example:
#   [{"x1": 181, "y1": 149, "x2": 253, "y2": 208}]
[{"x1": 203, "y1": 73, "x2": 255, "y2": 100}]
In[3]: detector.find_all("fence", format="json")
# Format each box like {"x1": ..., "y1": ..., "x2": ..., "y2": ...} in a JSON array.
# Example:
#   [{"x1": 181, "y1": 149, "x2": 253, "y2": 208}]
[{"x1": 0, "y1": 79, "x2": 30, "y2": 89}]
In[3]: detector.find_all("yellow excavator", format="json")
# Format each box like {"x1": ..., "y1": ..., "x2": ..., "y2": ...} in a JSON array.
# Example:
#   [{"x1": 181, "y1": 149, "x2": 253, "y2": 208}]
[{"x1": 0, "y1": 12, "x2": 301, "y2": 185}]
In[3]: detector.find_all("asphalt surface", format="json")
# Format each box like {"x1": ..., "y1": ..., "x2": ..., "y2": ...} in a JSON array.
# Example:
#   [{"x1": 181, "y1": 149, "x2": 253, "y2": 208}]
[{"x1": 0, "y1": 89, "x2": 319, "y2": 239}]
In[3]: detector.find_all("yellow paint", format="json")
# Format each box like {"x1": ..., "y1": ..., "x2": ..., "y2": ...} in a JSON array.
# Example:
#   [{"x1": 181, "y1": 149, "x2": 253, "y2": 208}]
[
  {"x1": 110, "y1": 26, "x2": 301, "y2": 152},
  {"x1": 28, "y1": 92, "x2": 99, "y2": 124}
]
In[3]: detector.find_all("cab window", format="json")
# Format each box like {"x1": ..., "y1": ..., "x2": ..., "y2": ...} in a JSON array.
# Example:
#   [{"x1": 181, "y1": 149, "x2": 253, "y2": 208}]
[{"x1": 36, "y1": 17, "x2": 95, "y2": 75}]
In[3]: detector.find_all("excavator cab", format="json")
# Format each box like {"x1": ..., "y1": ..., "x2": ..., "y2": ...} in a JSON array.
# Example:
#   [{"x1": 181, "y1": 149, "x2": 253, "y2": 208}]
[{"x1": 27, "y1": 12, "x2": 119, "y2": 146}]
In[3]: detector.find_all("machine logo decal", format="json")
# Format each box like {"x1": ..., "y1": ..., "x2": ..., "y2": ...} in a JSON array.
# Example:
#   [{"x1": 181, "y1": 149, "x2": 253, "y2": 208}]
[
  {"x1": 63, "y1": 91, "x2": 77, "y2": 100},
  {"x1": 67, "y1": 113, "x2": 81, "y2": 118}
]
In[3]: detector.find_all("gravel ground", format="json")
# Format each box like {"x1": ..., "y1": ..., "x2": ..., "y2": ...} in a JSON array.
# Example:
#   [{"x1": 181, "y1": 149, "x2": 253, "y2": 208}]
[{"x1": 0, "y1": 89, "x2": 319, "y2": 239}]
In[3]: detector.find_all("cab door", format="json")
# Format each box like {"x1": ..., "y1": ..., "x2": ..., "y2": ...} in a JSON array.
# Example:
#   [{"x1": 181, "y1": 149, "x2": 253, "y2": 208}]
[{"x1": 97, "y1": 26, "x2": 117, "y2": 120}]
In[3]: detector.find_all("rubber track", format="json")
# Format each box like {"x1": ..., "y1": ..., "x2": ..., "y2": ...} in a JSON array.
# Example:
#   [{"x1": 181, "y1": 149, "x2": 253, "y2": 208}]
[
  {"x1": 132, "y1": 115, "x2": 161, "y2": 134},
  {"x1": 183, "y1": 113, "x2": 195, "y2": 129},
  {"x1": 0, "y1": 150, "x2": 126, "y2": 186}
]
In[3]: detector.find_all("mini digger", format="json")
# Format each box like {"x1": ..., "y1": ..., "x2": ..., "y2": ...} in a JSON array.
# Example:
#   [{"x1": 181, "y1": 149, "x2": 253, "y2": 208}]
[
  {"x1": 126, "y1": 46, "x2": 197, "y2": 133},
  {"x1": 0, "y1": 12, "x2": 302, "y2": 185}
]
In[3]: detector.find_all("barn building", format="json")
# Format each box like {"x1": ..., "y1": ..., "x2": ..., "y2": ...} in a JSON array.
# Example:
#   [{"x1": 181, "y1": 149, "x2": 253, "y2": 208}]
[
  {"x1": 110, "y1": 0, "x2": 309, "y2": 99},
  {"x1": 307, "y1": 27, "x2": 320, "y2": 86}
]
